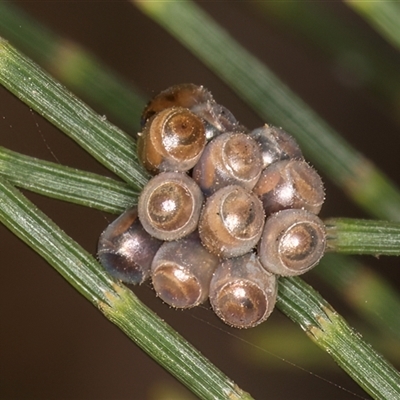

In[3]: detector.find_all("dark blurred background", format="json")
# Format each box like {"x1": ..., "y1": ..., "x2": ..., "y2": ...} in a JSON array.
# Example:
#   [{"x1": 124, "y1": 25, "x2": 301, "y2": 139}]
[{"x1": 1, "y1": 2, "x2": 400, "y2": 399}]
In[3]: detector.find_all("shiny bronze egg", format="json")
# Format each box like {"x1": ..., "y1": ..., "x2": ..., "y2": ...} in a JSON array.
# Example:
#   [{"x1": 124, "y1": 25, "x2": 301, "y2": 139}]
[
  {"x1": 192, "y1": 132, "x2": 263, "y2": 196},
  {"x1": 252, "y1": 159, "x2": 325, "y2": 216},
  {"x1": 151, "y1": 232, "x2": 219, "y2": 308},
  {"x1": 258, "y1": 209, "x2": 326, "y2": 276},
  {"x1": 138, "y1": 172, "x2": 204, "y2": 241},
  {"x1": 97, "y1": 206, "x2": 163, "y2": 284},
  {"x1": 138, "y1": 107, "x2": 206, "y2": 174},
  {"x1": 198, "y1": 185, "x2": 265, "y2": 258},
  {"x1": 209, "y1": 252, "x2": 277, "y2": 328}
]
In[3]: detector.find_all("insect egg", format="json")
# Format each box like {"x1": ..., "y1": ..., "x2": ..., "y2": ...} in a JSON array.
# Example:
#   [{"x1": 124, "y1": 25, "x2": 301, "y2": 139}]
[
  {"x1": 198, "y1": 185, "x2": 265, "y2": 258},
  {"x1": 138, "y1": 172, "x2": 204, "y2": 241},
  {"x1": 252, "y1": 159, "x2": 325, "y2": 216},
  {"x1": 258, "y1": 209, "x2": 326, "y2": 276},
  {"x1": 192, "y1": 132, "x2": 263, "y2": 196},
  {"x1": 97, "y1": 206, "x2": 163, "y2": 285},
  {"x1": 138, "y1": 106, "x2": 206, "y2": 174},
  {"x1": 209, "y1": 252, "x2": 277, "y2": 328},
  {"x1": 151, "y1": 232, "x2": 219, "y2": 308}
]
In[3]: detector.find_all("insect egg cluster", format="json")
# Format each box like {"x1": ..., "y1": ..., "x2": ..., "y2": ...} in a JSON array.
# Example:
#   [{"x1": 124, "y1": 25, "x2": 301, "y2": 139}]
[{"x1": 98, "y1": 84, "x2": 326, "y2": 329}]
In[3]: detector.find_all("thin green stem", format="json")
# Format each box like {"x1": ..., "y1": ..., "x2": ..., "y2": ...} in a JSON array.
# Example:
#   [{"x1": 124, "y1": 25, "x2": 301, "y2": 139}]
[
  {"x1": 0, "y1": 37, "x2": 150, "y2": 190},
  {"x1": 0, "y1": 2, "x2": 145, "y2": 131},
  {"x1": 346, "y1": 1, "x2": 400, "y2": 51},
  {"x1": 325, "y1": 218, "x2": 400, "y2": 255},
  {"x1": 277, "y1": 276, "x2": 400, "y2": 399},
  {"x1": 251, "y1": 2, "x2": 400, "y2": 114},
  {"x1": 0, "y1": 177, "x2": 114, "y2": 305},
  {"x1": 134, "y1": 0, "x2": 400, "y2": 221},
  {"x1": 316, "y1": 254, "x2": 400, "y2": 341},
  {"x1": 0, "y1": 146, "x2": 138, "y2": 214},
  {"x1": 103, "y1": 287, "x2": 254, "y2": 400}
]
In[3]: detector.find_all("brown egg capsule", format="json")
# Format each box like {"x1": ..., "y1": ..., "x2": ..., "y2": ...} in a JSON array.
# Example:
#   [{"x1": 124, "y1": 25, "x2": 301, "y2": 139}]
[
  {"x1": 192, "y1": 132, "x2": 263, "y2": 196},
  {"x1": 97, "y1": 206, "x2": 163, "y2": 284},
  {"x1": 141, "y1": 83, "x2": 214, "y2": 126},
  {"x1": 138, "y1": 107, "x2": 206, "y2": 174},
  {"x1": 259, "y1": 209, "x2": 326, "y2": 276},
  {"x1": 249, "y1": 125, "x2": 303, "y2": 169},
  {"x1": 198, "y1": 185, "x2": 265, "y2": 258},
  {"x1": 209, "y1": 252, "x2": 277, "y2": 328},
  {"x1": 138, "y1": 172, "x2": 204, "y2": 241},
  {"x1": 151, "y1": 232, "x2": 219, "y2": 308},
  {"x1": 252, "y1": 159, "x2": 325, "y2": 216}
]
